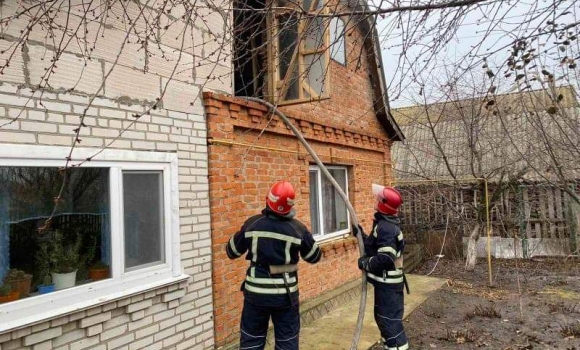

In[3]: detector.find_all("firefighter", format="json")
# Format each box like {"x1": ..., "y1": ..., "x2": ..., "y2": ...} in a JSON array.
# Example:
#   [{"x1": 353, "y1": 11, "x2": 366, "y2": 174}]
[
  {"x1": 354, "y1": 184, "x2": 409, "y2": 350},
  {"x1": 226, "y1": 180, "x2": 322, "y2": 350}
]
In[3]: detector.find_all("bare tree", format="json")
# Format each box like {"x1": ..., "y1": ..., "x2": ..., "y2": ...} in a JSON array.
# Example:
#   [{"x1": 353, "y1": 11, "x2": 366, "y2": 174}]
[
  {"x1": 392, "y1": 64, "x2": 579, "y2": 271},
  {"x1": 0, "y1": 0, "x2": 577, "y2": 267}
]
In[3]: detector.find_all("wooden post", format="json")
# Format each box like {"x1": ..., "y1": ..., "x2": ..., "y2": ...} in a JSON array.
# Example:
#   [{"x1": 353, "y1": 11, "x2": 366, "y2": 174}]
[
  {"x1": 518, "y1": 185, "x2": 529, "y2": 259},
  {"x1": 567, "y1": 184, "x2": 580, "y2": 254}
]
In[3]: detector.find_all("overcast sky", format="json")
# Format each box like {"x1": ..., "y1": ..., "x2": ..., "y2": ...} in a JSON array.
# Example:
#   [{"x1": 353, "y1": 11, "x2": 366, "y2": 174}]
[{"x1": 375, "y1": 0, "x2": 576, "y2": 108}]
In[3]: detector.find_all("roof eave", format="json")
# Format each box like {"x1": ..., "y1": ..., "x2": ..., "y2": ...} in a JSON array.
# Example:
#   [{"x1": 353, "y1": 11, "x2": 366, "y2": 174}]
[{"x1": 348, "y1": 0, "x2": 405, "y2": 141}]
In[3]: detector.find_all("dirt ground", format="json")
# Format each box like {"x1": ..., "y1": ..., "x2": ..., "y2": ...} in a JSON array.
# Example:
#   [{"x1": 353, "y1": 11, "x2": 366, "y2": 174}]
[{"x1": 373, "y1": 258, "x2": 580, "y2": 350}]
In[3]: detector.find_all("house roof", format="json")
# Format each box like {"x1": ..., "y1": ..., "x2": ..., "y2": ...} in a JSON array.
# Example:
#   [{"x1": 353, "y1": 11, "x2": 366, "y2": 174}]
[
  {"x1": 392, "y1": 85, "x2": 579, "y2": 126},
  {"x1": 348, "y1": 0, "x2": 404, "y2": 142},
  {"x1": 390, "y1": 86, "x2": 580, "y2": 182}
]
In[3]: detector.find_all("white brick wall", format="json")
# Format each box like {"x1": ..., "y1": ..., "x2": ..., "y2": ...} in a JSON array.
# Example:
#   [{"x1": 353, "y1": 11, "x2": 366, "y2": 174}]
[
  {"x1": 0, "y1": 0, "x2": 226, "y2": 347},
  {"x1": 0, "y1": 85, "x2": 216, "y2": 350}
]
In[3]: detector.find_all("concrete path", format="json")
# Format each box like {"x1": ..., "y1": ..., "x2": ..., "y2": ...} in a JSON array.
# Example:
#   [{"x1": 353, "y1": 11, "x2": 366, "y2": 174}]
[{"x1": 295, "y1": 274, "x2": 446, "y2": 350}]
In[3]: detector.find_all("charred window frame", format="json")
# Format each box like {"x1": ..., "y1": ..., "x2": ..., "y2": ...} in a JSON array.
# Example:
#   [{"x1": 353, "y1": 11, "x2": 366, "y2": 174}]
[
  {"x1": 233, "y1": 0, "x2": 331, "y2": 103},
  {"x1": 271, "y1": 0, "x2": 330, "y2": 103},
  {"x1": 233, "y1": 0, "x2": 268, "y2": 98}
]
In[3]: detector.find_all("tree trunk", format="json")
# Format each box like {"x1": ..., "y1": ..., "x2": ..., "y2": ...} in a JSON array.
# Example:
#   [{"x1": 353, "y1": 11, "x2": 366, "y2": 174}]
[
  {"x1": 568, "y1": 195, "x2": 580, "y2": 254},
  {"x1": 465, "y1": 223, "x2": 481, "y2": 271}
]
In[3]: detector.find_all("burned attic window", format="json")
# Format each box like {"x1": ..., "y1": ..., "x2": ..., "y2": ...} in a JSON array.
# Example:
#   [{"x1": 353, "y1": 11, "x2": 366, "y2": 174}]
[
  {"x1": 233, "y1": 0, "x2": 267, "y2": 98},
  {"x1": 278, "y1": 14, "x2": 300, "y2": 100},
  {"x1": 274, "y1": 0, "x2": 330, "y2": 103},
  {"x1": 234, "y1": 0, "x2": 330, "y2": 103}
]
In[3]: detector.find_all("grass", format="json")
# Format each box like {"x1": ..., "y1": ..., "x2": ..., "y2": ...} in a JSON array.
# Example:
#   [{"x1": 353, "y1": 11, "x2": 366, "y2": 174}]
[
  {"x1": 444, "y1": 328, "x2": 479, "y2": 344},
  {"x1": 560, "y1": 322, "x2": 580, "y2": 338},
  {"x1": 548, "y1": 302, "x2": 580, "y2": 314},
  {"x1": 464, "y1": 304, "x2": 502, "y2": 320}
]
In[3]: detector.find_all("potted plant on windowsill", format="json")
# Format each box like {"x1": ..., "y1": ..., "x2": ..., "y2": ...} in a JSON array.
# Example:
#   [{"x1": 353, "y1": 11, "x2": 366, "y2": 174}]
[
  {"x1": 37, "y1": 230, "x2": 88, "y2": 291},
  {"x1": 88, "y1": 262, "x2": 110, "y2": 281},
  {"x1": 84, "y1": 237, "x2": 109, "y2": 281},
  {"x1": 0, "y1": 284, "x2": 20, "y2": 303},
  {"x1": 3, "y1": 269, "x2": 33, "y2": 297},
  {"x1": 37, "y1": 275, "x2": 55, "y2": 294}
]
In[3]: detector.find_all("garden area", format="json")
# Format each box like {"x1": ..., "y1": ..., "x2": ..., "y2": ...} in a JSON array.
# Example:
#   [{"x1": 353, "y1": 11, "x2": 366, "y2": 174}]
[{"x1": 401, "y1": 258, "x2": 580, "y2": 349}]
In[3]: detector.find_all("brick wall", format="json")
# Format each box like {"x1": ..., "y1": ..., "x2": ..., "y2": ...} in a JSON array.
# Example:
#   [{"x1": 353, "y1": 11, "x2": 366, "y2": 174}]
[
  {"x1": 0, "y1": 0, "x2": 230, "y2": 348},
  {"x1": 0, "y1": 86, "x2": 216, "y2": 350},
  {"x1": 276, "y1": 17, "x2": 386, "y2": 136},
  {"x1": 0, "y1": 281, "x2": 211, "y2": 350},
  {"x1": 206, "y1": 14, "x2": 394, "y2": 345},
  {"x1": 204, "y1": 91, "x2": 393, "y2": 346}
]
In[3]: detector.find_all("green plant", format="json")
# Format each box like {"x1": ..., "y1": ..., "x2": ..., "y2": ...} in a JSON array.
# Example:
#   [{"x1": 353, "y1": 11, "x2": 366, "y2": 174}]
[
  {"x1": 90, "y1": 261, "x2": 109, "y2": 269},
  {"x1": 42, "y1": 275, "x2": 52, "y2": 286},
  {"x1": 36, "y1": 230, "x2": 93, "y2": 274},
  {"x1": 0, "y1": 284, "x2": 12, "y2": 297},
  {"x1": 5, "y1": 269, "x2": 26, "y2": 280},
  {"x1": 4, "y1": 269, "x2": 31, "y2": 283},
  {"x1": 85, "y1": 237, "x2": 98, "y2": 266}
]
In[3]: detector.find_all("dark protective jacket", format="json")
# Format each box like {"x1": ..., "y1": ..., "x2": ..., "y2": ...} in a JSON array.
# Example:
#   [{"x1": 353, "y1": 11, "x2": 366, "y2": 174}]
[
  {"x1": 226, "y1": 208, "x2": 322, "y2": 306},
  {"x1": 363, "y1": 212, "x2": 405, "y2": 290}
]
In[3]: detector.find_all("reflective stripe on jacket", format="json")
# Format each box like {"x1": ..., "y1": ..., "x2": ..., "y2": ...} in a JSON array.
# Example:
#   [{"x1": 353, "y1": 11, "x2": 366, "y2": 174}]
[
  {"x1": 226, "y1": 208, "x2": 322, "y2": 295},
  {"x1": 364, "y1": 212, "x2": 405, "y2": 287}
]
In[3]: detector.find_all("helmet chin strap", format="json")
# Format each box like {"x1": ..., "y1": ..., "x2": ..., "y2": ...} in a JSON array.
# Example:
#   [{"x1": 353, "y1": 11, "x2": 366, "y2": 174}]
[{"x1": 243, "y1": 97, "x2": 367, "y2": 350}]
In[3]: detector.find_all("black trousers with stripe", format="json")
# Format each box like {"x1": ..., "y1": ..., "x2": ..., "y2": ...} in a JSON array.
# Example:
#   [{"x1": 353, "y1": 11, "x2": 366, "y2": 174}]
[
  {"x1": 239, "y1": 296, "x2": 300, "y2": 350},
  {"x1": 374, "y1": 284, "x2": 408, "y2": 349}
]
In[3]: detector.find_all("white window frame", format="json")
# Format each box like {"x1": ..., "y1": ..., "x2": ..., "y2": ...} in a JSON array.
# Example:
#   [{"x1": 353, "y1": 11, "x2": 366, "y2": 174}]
[
  {"x1": 309, "y1": 165, "x2": 350, "y2": 241},
  {"x1": 0, "y1": 144, "x2": 187, "y2": 333}
]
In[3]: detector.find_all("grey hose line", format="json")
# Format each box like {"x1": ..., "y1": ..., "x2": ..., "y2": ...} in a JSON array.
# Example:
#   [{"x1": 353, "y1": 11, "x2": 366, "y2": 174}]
[{"x1": 242, "y1": 97, "x2": 367, "y2": 350}]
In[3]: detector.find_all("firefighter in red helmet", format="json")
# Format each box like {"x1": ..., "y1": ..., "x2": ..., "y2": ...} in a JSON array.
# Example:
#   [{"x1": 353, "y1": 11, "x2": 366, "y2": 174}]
[
  {"x1": 226, "y1": 181, "x2": 321, "y2": 350},
  {"x1": 354, "y1": 184, "x2": 409, "y2": 350}
]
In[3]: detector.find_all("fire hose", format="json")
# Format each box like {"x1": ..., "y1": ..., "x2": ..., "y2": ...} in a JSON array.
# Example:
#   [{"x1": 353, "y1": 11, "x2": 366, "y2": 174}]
[{"x1": 242, "y1": 97, "x2": 367, "y2": 350}]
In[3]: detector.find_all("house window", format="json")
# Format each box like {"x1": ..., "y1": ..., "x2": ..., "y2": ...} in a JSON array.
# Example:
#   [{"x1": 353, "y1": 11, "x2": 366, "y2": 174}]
[
  {"x1": 309, "y1": 165, "x2": 350, "y2": 239},
  {"x1": 0, "y1": 144, "x2": 185, "y2": 333},
  {"x1": 329, "y1": 18, "x2": 346, "y2": 65},
  {"x1": 123, "y1": 172, "x2": 165, "y2": 270},
  {"x1": 273, "y1": 0, "x2": 330, "y2": 102}
]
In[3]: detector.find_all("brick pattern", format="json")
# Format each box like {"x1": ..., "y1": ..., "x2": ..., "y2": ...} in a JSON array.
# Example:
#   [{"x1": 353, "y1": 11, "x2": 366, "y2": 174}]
[
  {"x1": 0, "y1": 6, "x2": 224, "y2": 348},
  {"x1": 273, "y1": 17, "x2": 387, "y2": 137},
  {"x1": 0, "y1": 282, "x2": 214, "y2": 350},
  {"x1": 204, "y1": 37, "x2": 394, "y2": 345},
  {"x1": 0, "y1": 84, "x2": 215, "y2": 349},
  {"x1": 0, "y1": 6, "x2": 220, "y2": 349}
]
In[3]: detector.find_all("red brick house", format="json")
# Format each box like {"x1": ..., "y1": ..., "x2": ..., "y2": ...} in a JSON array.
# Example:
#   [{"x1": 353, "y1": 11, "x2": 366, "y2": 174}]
[{"x1": 203, "y1": 0, "x2": 404, "y2": 346}]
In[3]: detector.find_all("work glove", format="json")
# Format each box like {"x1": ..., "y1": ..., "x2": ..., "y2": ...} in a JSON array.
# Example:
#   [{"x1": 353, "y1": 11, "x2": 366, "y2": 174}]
[
  {"x1": 357, "y1": 256, "x2": 371, "y2": 271},
  {"x1": 351, "y1": 224, "x2": 366, "y2": 238}
]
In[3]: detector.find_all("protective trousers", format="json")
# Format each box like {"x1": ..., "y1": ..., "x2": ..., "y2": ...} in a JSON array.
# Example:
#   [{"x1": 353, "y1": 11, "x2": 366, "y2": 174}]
[
  {"x1": 374, "y1": 285, "x2": 409, "y2": 350},
  {"x1": 239, "y1": 298, "x2": 300, "y2": 350}
]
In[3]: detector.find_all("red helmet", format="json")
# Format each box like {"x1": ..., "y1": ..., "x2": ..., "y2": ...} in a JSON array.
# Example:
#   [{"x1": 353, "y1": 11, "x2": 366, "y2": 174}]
[
  {"x1": 372, "y1": 184, "x2": 402, "y2": 215},
  {"x1": 266, "y1": 181, "x2": 295, "y2": 215}
]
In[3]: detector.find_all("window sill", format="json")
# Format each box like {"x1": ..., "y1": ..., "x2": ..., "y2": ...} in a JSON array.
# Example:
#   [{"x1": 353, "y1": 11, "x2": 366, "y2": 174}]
[
  {"x1": 0, "y1": 274, "x2": 190, "y2": 333},
  {"x1": 313, "y1": 229, "x2": 350, "y2": 243},
  {"x1": 319, "y1": 235, "x2": 359, "y2": 254},
  {"x1": 275, "y1": 95, "x2": 331, "y2": 106}
]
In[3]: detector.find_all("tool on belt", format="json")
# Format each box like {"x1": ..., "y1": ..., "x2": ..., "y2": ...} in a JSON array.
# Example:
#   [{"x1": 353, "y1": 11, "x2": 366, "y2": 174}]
[
  {"x1": 270, "y1": 264, "x2": 299, "y2": 310},
  {"x1": 395, "y1": 256, "x2": 410, "y2": 295},
  {"x1": 269, "y1": 264, "x2": 298, "y2": 274}
]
